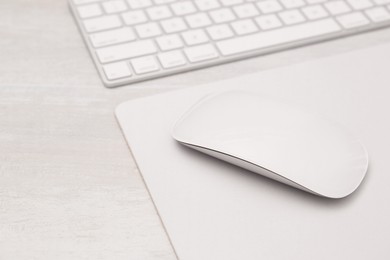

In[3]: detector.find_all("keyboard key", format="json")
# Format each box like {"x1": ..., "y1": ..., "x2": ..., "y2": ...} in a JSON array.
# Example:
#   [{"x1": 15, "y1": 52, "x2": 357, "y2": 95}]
[
  {"x1": 158, "y1": 51, "x2": 187, "y2": 68},
  {"x1": 217, "y1": 19, "x2": 341, "y2": 56},
  {"x1": 280, "y1": 0, "x2": 306, "y2": 9},
  {"x1": 365, "y1": 7, "x2": 390, "y2": 21},
  {"x1": 103, "y1": 61, "x2": 132, "y2": 80},
  {"x1": 102, "y1": 0, "x2": 127, "y2": 14},
  {"x1": 206, "y1": 24, "x2": 234, "y2": 40},
  {"x1": 325, "y1": 1, "x2": 352, "y2": 15},
  {"x1": 161, "y1": 17, "x2": 188, "y2": 33},
  {"x1": 127, "y1": 0, "x2": 152, "y2": 9},
  {"x1": 122, "y1": 10, "x2": 148, "y2": 25},
  {"x1": 220, "y1": 0, "x2": 244, "y2": 6},
  {"x1": 305, "y1": 0, "x2": 327, "y2": 3},
  {"x1": 171, "y1": 1, "x2": 197, "y2": 15},
  {"x1": 195, "y1": 0, "x2": 221, "y2": 11},
  {"x1": 182, "y1": 29, "x2": 210, "y2": 45},
  {"x1": 255, "y1": 14, "x2": 283, "y2": 30},
  {"x1": 231, "y1": 19, "x2": 258, "y2": 35},
  {"x1": 279, "y1": 9, "x2": 306, "y2": 25},
  {"x1": 185, "y1": 13, "x2": 212, "y2": 28},
  {"x1": 347, "y1": 0, "x2": 374, "y2": 10},
  {"x1": 256, "y1": 1, "x2": 283, "y2": 14},
  {"x1": 154, "y1": 0, "x2": 176, "y2": 4},
  {"x1": 96, "y1": 40, "x2": 157, "y2": 63},
  {"x1": 135, "y1": 22, "x2": 162, "y2": 38},
  {"x1": 337, "y1": 12, "x2": 370, "y2": 28},
  {"x1": 147, "y1": 6, "x2": 173, "y2": 20},
  {"x1": 74, "y1": 0, "x2": 102, "y2": 5},
  {"x1": 233, "y1": 3, "x2": 260, "y2": 18},
  {"x1": 209, "y1": 8, "x2": 236, "y2": 23},
  {"x1": 184, "y1": 44, "x2": 219, "y2": 62},
  {"x1": 90, "y1": 27, "x2": 136, "y2": 48},
  {"x1": 131, "y1": 56, "x2": 160, "y2": 74},
  {"x1": 83, "y1": 15, "x2": 122, "y2": 33},
  {"x1": 302, "y1": 5, "x2": 329, "y2": 20},
  {"x1": 156, "y1": 34, "x2": 184, "y2": 50},
  {"x1": 77, "y1": 4, "x2": 102, "y2": 18}
]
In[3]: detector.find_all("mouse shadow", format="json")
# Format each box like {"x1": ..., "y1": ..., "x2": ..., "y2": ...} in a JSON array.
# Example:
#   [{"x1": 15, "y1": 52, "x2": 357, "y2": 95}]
[{"x1": 176, "y1": 143, "x2": 370, "y2": 208}]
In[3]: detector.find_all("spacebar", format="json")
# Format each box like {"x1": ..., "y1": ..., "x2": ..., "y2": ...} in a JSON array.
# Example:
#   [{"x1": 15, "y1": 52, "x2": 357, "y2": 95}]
[{"x1": 216, "y1": 19, "x2": 341, "y2": 56}]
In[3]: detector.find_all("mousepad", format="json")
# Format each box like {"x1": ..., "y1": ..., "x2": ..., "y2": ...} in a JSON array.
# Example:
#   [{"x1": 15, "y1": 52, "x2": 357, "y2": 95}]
[{"x1": 116, "y1": 43, "x2": 390, "y2": 260}]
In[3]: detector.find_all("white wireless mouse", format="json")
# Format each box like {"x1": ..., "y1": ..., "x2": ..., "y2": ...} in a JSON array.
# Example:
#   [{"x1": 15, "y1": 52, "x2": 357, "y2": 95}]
[{"x1": 172, "y1": 91, "x2": 368, "y2": 199}]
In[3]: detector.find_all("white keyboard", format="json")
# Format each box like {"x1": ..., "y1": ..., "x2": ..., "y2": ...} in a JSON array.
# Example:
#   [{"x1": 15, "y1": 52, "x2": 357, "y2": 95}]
[{"x1": 69, "y1": 0, "x2": 390, "y2": 87}]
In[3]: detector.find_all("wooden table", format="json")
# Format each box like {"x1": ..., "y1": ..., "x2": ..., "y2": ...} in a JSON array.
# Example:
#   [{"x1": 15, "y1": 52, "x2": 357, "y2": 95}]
[{"x1": 1, "y1": 1, "x2": 390, "y2": 259}]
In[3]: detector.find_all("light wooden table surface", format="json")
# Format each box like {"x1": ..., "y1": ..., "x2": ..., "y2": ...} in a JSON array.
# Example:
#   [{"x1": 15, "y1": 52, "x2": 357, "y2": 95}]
[{"x1": 1, "y1": 1, "x2": 390, "y2": 259}]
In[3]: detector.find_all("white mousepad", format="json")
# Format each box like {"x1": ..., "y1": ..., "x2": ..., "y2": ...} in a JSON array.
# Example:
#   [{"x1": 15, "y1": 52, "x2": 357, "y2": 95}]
[{"x1": 116, "y1": 43, "x2": 390, "y2": 260}]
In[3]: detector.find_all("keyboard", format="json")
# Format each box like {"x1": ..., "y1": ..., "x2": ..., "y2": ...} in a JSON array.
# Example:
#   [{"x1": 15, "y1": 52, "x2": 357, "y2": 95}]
[{"x1": 69, "y1": 0, "x2": 390, "y2": 87}]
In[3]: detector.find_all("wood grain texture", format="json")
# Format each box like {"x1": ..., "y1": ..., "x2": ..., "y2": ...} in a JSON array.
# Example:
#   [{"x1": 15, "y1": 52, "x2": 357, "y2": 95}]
[{"x1": 0, "y1": 0, "x2": 390, "y2": 259}]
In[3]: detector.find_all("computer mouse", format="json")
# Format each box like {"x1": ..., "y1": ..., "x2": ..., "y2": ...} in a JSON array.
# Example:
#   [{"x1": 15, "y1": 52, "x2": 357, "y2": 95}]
[{"x1": 172, "y1": 91, "x2": 368, "y2": 199}]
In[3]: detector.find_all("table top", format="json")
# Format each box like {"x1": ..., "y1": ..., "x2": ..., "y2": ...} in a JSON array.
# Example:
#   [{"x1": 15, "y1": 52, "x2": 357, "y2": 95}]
[{"x1": 1, "y1": 1, "x2": 390, "y2": 259}]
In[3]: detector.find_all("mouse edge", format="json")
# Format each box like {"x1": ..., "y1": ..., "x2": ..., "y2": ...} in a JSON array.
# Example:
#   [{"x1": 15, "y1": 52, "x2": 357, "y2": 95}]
[
  {"x1": 174, "y1": 137, "x2": 350, "y2": 199},
  {"x1": 175, "y1": 138, "x2": 370, "y2": 199},
  {"x1": 172, "y1": 131, "x2": 369, "y2": 200},
  {"x1": 170, "y1": 92, "x2": 370, "y2": 199}
]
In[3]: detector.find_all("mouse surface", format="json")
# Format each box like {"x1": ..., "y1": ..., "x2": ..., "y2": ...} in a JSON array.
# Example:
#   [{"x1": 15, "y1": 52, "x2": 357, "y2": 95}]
[{"x1": 172, "y1": 91, "x2": 368, "y2": 199}]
